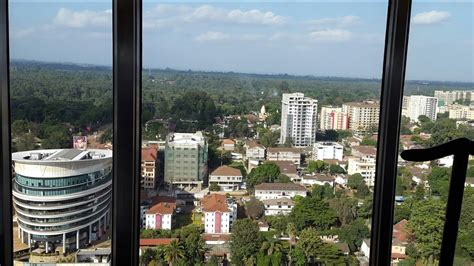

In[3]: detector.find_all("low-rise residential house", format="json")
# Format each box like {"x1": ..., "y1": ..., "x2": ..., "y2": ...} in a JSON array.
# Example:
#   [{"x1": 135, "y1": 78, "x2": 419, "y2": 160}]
[
  {"x1": 145, "y1": 201, "x2": 176, "y2": 230},
  {"x1": 313, "y1": 142, "x2": 344, "y2": 161},
  {"x1": 202, "y1": 194, "x2": 237, "y2": 234},
  {"x1": 271, "y1": 161, "x2": 300, "y2": 182},
  {"x1": 209, "y1": 165, "x2": 243, "y2": 192},
  {"x1": 258, "y1": 220, "x2": 269, "y2": 232},
  {"x1": 254, "y1": 183, "x2": 307, "y2": 200},
  {"x1": 139, "y1": 238, "x2": 176, "y2": 256},
  {"x1": 361, "y1": 239, "x2": 371, "y2": 258},
  {"x1": 267, "y1": 148, "x2": 302, "y2": 165},
  {"x1": 245, "y1": 140, "x2": 266, "y2": 160},
  {"x1": 221, "y1": 139, "x2": 235, "y2": 151},
  {"x1": 466, "y1": 177, "x2": 474, "y2": 188},
  {"x1": 351, "y1": 146, "x2": 377, "y2": 158},
  {"x1": 347, "y1": 156, "x2": 376, "y2": 187},
  {"x1": 262, "y1": 197, "x2": 294, "y2": 216},
  {"x1": 335, "y1": 175, "x2": 348, "y2": 187},
  {"x1": 301, "y1": 174, "x2": 335, "y2": 187},
  {"x1": 344, "y1": 136, "x2": 362, "y2": 147}
]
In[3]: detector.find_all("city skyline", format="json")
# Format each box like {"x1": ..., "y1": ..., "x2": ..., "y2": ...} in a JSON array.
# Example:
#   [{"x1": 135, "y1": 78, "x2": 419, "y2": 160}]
[{"x1": 8, "y1": 1, "x2": 474, "y2": 82}]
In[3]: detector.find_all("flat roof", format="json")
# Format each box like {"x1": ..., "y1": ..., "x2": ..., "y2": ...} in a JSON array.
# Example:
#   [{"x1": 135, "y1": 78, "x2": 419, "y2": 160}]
[{"x1": 12, "y1": 149, "x2": 112, "y2": 162}]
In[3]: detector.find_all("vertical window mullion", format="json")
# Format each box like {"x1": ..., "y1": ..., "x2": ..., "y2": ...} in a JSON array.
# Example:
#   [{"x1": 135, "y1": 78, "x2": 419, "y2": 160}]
[
  {"x1": 112, "y1": 0, "x2": 142, "y2": 264},
  {"x1": 0, "y1": 0, "x2": 13, "y2": 263},
  {"x1": 370, "y1": 0, "x2": 412, "y2": 265}
]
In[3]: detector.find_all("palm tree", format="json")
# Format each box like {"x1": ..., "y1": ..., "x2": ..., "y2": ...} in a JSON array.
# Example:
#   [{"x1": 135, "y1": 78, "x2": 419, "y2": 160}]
[
  {"x1": 140, "y1": 248, "x2": 157, "y2": 266},
  {"x1": 260, "y1": 237, "x2": 283, "y2": 256},
  {"x1": 163, "y1": 240, "x2": 185, "y2": 266}
]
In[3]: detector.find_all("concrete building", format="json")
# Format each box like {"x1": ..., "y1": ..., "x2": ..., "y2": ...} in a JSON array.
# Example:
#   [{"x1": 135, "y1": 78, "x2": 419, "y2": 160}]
[
  {"x1": 434, "y1": 90, "x2": 472, "y2": 105},
  {"x1": 141, "y1": 147, "x2": 159, "y2": 190},
  {"x1": 266, "y1": 147, "x2": 302, "y2": 165},
  {"x1": 202, "y1": 194, "x2": 237, "y2": 234},
  {"x1": 342, "y1": 101, "x2": 380, "y2": 133},
  {"x1": 221, "y1": 139, "x2": 235, "y2": 151},
  {"x1": 319, "y1": 106, "x2": 349, "y2": 130},
  {"x1": 347, "y1": 156, "x2": 376, "y2": 187},
  {"x1": 12, "y1": 149, "x2": 112, "y2": 254},
  {"x1": 254, "y1": 183, "x2": 307, "y2": 200},
  {"x1": 208, "y1": 165, "x2": 243, "y2": 192},
  {"x1": 448, "y1": 104, "x2": 474, "y2": 120},
  {"x1": 76, "y1": 248, "x2": 111, "y2": 264},
  {"x1": 262, "y1": 197, "x2": 294, "y2": 216},
  {"x1": 164, "y1": 132, "x2": 208, "y2": 190},
  {"x1": 244, "y1": 140, "x2": 266, "y2": 160},
  {"x1": 145, "y1": 200, "x2": 176, "y2": 230},
  {"x1": 271, "y1": 161, "x2": 300, "y2": 182},
  {"x1": 301, "y1": 174, "x2": 335, "y2": 188},
  {"x1": 280, "y1": 93, "x2": 318, "y2": 147},
  {"x1": 402, "y1": 95, "x2": 438, "y2": 122},
  {"x1": 313, "y1": 142, "x2": 344, "y2": 161}
]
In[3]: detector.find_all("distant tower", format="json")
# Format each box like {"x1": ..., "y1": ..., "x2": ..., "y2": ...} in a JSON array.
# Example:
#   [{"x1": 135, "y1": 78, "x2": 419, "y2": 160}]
[
  {"x1": 280, "y1": 93, "x2": 318, "y2": 147},
  {"x1": 259, "y1": 105, "x2": 268, "y2": 121}
]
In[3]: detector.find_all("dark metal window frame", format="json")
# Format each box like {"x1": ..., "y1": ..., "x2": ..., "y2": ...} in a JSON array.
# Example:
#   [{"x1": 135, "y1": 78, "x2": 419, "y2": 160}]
[{"x1": 0, "y1": 0, "x2": 415, "y2": 265}]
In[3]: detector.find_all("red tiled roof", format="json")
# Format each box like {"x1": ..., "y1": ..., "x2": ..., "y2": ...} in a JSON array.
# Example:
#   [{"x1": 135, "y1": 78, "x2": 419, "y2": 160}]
[
  {"x1": 270, "y1": 161, "x2": 297, "y2": 174},
  {"x1": 391, "y1": 253, "x2": 407, "y2": 259},
  {"x1": 141, "y1": 147, "x2": 157, "y2": 162},
  {"x1": 246, "y1": 140, "x2": 265, "y2": 149},
  {"x1": 202, "y1": 194, "x2": 229, "y2": 213},
  {"x1": 146, "y1": 201, "x2": 176, "y2": 215},
  {"x1": 221, "y1": 139, "x2": 235, "y2": 145},
  {"x1": 393, "y1": 219, "x2": 409, "y2": 242},
  {"x1": 210, "y1": 165, "x2": 242, "y2": 177},
  {"x1": 202, "y1": 234, "x2": 231, "y2": 242},
  {"x1": 254, "y1": 183, "x2": 306, "y2": 191},
  {"x1": 140, "y1": 238, "x2": 177, "y2": 246}
]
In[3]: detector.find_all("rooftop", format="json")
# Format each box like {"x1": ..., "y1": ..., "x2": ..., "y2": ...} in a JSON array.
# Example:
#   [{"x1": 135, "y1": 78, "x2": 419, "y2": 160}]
[
  {"x1": 221, "y1": 139, "x2": 235, "y2": 145},
  {"x1": 303, "y1": 174, "x2": 335, "y2": 182},
  {"x1": 12, "y1": 149, "x2": 112, "y2": 162},
  {"x1": 167, "y1": 131, "x2": 205, "y2": 145},
  {"x1": 76, "y1": 248, "x2": 111, "y2": 256},
  {"x1": 202, "y1": 194, "x2": 230, "y2": 212},
  {"x1": 140, "y1": 238, "x2": 177, "y2": 246},
  {"x1": 352, "y1": 146, "x2": 377, "y2": 157},
  {"x1": 271, "y1": 161, "x2": 297, "y2": 174},
  {"x1": 141, "y1": 147, "x2": 157, "y2": 162},
  {"x1": 246, "y1": 140, "x2": 265, "y2": 149},
  {"x1": 210, "y1": 165, "x2": 242, "y2": 177},
  {"x1": 267, "y1": 147, "x2": 302, "y2": 153},
  {"x1": 255, "y1": 183, "x2": 306, "y2": 191},
  {"x1": 343, "y1": 101, "x2": 380, "y2": 108},
  {"x1": 146, "y1": 201, "x2": 176, "y2": 215}
]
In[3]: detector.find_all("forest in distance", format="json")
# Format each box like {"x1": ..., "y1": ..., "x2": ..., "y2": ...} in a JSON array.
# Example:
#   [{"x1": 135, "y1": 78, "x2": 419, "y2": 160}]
[{"x1": 8, "y1": 60, "x2": 474, "y2": 151}]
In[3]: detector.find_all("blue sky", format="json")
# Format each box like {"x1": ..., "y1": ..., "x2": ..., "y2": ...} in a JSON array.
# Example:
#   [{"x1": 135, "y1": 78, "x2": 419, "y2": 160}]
[{"x1": 8, "y1": 1, "x2": 474, "y2": 82}]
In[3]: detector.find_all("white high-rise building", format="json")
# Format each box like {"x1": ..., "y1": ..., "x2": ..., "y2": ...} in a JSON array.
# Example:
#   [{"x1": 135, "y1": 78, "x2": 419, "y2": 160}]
[
  {"x1": 402, "y1": 95, "x2": 438, "y2": 122},
  {"x1": 320, "y1": 106, "x2": 349, "y2": 130},
  {"x1": 434, "y1": 90, "x2": 472, "y2": 106},
  {"x1": 280, "y1": 93, "x2": 318, "y2": 147},
  {"x1": 313, "y1": 142, "x2": 344, "y2": 161}
]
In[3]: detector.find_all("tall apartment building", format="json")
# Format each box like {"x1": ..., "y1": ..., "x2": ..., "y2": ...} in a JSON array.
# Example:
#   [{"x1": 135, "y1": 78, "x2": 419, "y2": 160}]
[
  {"x1": 164, "y1": 132, "x2": 208, "y2": 190},
  {"x1": 141, "y1": 147, "x2": 158, "y2": 190},
  {"x1": 280, "y1": 93, "x2": 318, "y2": 147},
  {"x1": 402, "y1": 95, "x2": 438, "y2": 122},
  {"x1": 342, "y1": 101, "x2": 380, "y2": 133},
  {"x1": 202, "y1": 194, "x2": 237, "y2": 234},
  {"x1": 319, "y1": 106, "x2": 349, "y2": 130},
  {"x1": 448, "y1": 104, "x2": 474, "y2": 120},
  {"x1": 12, "y1": 149, "x2": 112, "y2": 253},
  {"x1": 434, "y1": 90, "x2": 472, "y2": 105}
]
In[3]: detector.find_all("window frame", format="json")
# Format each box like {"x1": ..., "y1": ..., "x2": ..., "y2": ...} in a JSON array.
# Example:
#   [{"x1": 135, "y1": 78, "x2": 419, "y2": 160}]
[{"x1": 0, "y1": 0, "x2": 415, "y2": 265}]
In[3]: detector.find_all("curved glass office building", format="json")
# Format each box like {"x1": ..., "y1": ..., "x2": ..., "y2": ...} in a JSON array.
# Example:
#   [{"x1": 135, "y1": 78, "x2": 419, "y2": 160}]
[{"x1": 12, "y1": 149, "x2": 112, "y2": 253}]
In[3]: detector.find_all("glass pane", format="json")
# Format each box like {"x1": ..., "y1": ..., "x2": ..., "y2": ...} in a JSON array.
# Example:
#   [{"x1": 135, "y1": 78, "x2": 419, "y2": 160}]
[
  {"x1": 140, "y1": 1, "x2": 390, "y2": 265},
  {"x1": 9, "y1": 0, "x2": 113, "y2": 262},
  {"x1": 393, "y1": 1, "x2": 473, "y2": 265}
]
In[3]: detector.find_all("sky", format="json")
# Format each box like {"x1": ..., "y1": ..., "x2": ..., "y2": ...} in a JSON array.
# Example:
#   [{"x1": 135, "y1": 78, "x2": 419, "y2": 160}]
[{"x1": 8, "y1": 1, "x2": 474, "y2": 82}]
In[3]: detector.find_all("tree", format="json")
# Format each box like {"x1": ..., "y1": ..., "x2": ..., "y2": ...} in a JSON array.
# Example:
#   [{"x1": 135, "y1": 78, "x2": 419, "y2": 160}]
[
  {"x1": 355, "y1": 184, "x2": 370, "y2": 199},
  {"x1": 290, "y1": 196, "x2": 337, "y2": 231},
  {"x1": 163, "y1": 240, "x2": 185, "y2": 266},
  {"x1": 337, "y1": 218, "x2": 370, "y2": 252},
  {"x1": 258, "y1": 128, "x2": 279, "y2": 148},
  {"x1": 296, "y1": 228, "x2": 347, "y2": 264},
  {"x1": 414, "y1": 183, "x2": 425, "y2": 201},
  {"x1": 361, "y1": 137, "x2": 377, "y2": 147},
  {"x1": 276, "y1": 174, "x2": 291, "y2": 183},
  {"x1": 265, "y1": 215, "x2": 289, "y2": 235},
  {"x1": 230, "y1": 218, "x2": 264, "y2": 264},
  {"x1": 247, "y1": 162, "x2": 281, "y2": 188},
  {"x1": 329, "y1": 195, "x2": 358, "y2": 226},
  {"x1": 347, "y1": 173, "x2": 365, "y2": 189},
  {"x1": 14, "y1": 133, "x2": 38, "y2": 151},
  {"x1": 427, "y1": 167, "x2": 450, "y2": 200},
  {"x1": 307, "y1": 160, "x2": 328, "y2": 173},
  {"x1": 260, "y1": 238, "x2": 283, "y2": 256},
  {"x1": 209, "y1": 183, "x2": 220, "y2": 192},
  {"x1": 140, "y1": 248, "x2": 157, "y2": 266},
  {"x1": 407, "y1": 199, "x2": 445, "y2": 263},
  {"x1": 245, "y1": 197, "x2": 265, "y2": 220},
  {"x1": 329, "y1": 164, "x2": 346, "y2": 175},
  {"x1": 393, "y1": 203, "x2": 411, "y2": 224},
  {"x1": 311, "y1": 184, "x2": 334, "y2": 200}
]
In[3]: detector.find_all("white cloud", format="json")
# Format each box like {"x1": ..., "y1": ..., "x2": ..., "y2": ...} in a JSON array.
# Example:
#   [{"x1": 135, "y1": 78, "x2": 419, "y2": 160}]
[
  {"x1": 194, "y1": 31, "x2": 264, "y2": 42},
  {"x1": 195, "y1": 31, "x2": 230, "y2": 42},
  {"x1": 54, "y1": 8, "x2": 111, "y2": 28},
  {"x1": 412, "y1": 11, "x2": 450, "y2": 25},
  {"x1": 144, "y1": 4, "x2": 286, "y2": 29},
  {"x1": 306, "y1": 15, "x2": 360, "y2": 28},
  {"x1": 13, "y1": 28, "x2": 35, "y2": 39},
  {"x1": 308, "y1": 29, "x2": 352, "y2": 42}
]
